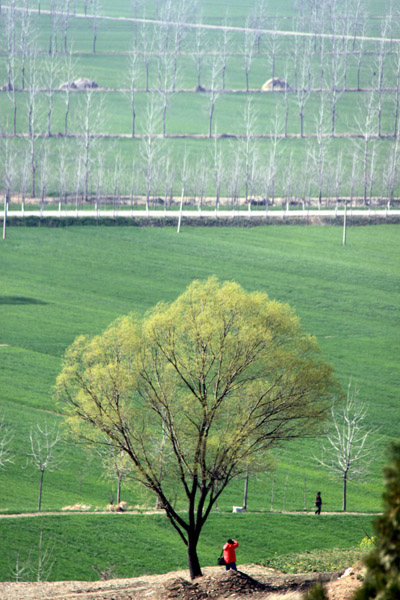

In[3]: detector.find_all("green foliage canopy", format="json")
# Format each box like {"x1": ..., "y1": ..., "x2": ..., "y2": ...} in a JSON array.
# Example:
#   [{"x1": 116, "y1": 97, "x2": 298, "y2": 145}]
[
  {"x1": 56, "y1": 277, "x2": 336, "y2": 578},
  {"x1": 353, "y1": 441, "x2": 400, "y2": 600}
]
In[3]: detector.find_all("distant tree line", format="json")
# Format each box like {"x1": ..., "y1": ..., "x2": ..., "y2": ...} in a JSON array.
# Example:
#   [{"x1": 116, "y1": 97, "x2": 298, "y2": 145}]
[{"x1": 1, "y1": 0, "x2": 400, "y2": 206}]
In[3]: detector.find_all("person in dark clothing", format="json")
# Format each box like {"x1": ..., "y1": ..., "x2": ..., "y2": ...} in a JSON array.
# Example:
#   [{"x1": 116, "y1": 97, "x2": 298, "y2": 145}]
[{"x1": 315, "y1": 491, "x2": 322, "y2": 515}]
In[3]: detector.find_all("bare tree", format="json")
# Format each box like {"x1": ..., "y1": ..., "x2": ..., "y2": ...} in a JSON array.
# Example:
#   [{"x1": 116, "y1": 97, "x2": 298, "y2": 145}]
[
  {"x1": 56, "y1": 141, "x2": 69, "y2": 208},
  {"x1": 354, "y1": 92, "x2": 378, "y2": 205},
  {"x1": 375, "y1": 18, "x2": 390, "y2": 137},
  {"x1": 314, "y1": 381, "x2": 379, "y2": 511},
  {"x1": 195, "y1": 156, "x2": 208, "y2": 213},
  {"x1": 62, "y1": 48, "x2": 77, "y2": 136},
  {"x1": 243, "y1": 21, "x2": 256, "y2": 92},
  {"x1": 158, "y1": 49, "x2": 175, "y2": 137},
  {"x1": 262, "y1": 110, "x2": 281, "y2": 211},
  {"x1": 5, "y1": 0, "x2": 16, "y2": 93},
  {"x1": 355, "y1": 24, "x2": 366, "y2": 92},
  {"x1": 217, "y1": 21, "x2": 231, "y2": 91},
  {"x1": 45, "y1": 49, "x2": 61, "y2": 137},
  {"x1": 329, "y1": 35, "x2": 345, "y2": 137},
  {"x1": 211, "y1": 134, "x2": 224, "y2": 212},
  {"x1": 36, "y1": 520, "x2": 56, "y2": 581},
  {"x1": 9, "y1": 551, "x2": 31, "y2": 582},
  {"x1": 140, "y1": 23, "x2": 155, "y2": 92},
  {"x1": 207, "y1": 54, "x2": 221, "y2": 138},
  {"x1": 333, "y1": 151, "x2": 343, "y2": 214},
  {"x1": 283, "y1": 151, "x2": 294, "y2": 211},
  {"x1": 91, "y1": 0, "x2": 100, "y2": 54},
  {"x1": 49, "y1": 0, "x2": 62, "y2": 54},
  {"x1": 250, "y1": 0, "x2": 265, "y2": 54},
  {"x1": 61, "y1": 0, "x2": 71, "y2": 53},
  {"x1": 351, "y1": 0, "x2": 366, "y2": 52},
  {"x1": 38, "y1": 144, "x2": 50, "y2": 217},
  {"x1": 382, "y1": 134, "x2": 400, "y2": 210},
  {"x1": 99, "y1": 445, "x2": 134, "y2": 505},
  {"x1": 227, "y1": 147, "x2": 242, "y2": 211},
  {"x1": 161, "y1": 151, "x2": 175, "y2": 208},
  {"x1": 19, "y1": 147, "x2": 30, "y2": 215},
  {"x1": 140, "y1": 94, "x2": 162, "y2": 213},
  {"x1": 2, "y1": 138, "x2": 16, "y2": 240},
  {"x1": 5, "y1": 1, "x2": 18, "y2": 134},
  {"x1": 392, "y1": 46, "x2": 400, "y2": 137},
  {"x1": 126, "y1": 48, "x2": 138, "y2": 137},
  {"x1": 0, "y1": 413, "x2": 14, "y2": 469},
  {"x1": 192, "y1": 19, "x2": 205, "y2": 89},
  {"x1": 295, "y1": 40, "x2": 311, "y2": 138},
  {"x1": 265, "y1": 19, "x2": 281, "y2": 82},
  {"x1": 19, "y1": 0, "x2": 33, "y2": 90},
  {"x1": 240, "y1": 98, "x2": 258, "y2": 204},
  {"x1": 308, "y1": 97, "x2": 329, "y2": 209},
  {"x1": 79, "y1": 89, "x2": 104, "y2": 202},
  {"x1": 177, "y1": 150, "x2": 188, "y2": 233},
  {"x1": 27, "y1": 423, "x2": 64, "y2": 511},
  {"x1": 26, "y1": 43, "x2": 41, "y2": 196}
]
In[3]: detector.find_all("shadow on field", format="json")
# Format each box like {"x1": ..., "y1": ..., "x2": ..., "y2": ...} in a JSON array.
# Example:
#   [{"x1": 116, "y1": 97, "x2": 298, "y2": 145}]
[{"x1": 0, "y1": 296, "x2": 47, "y2": 305}]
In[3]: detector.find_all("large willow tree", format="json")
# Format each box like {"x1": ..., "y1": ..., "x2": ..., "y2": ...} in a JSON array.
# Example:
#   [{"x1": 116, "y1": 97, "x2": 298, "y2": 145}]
[{"x1": 56, "y1": 277, "x2": 336, "y2": 579}]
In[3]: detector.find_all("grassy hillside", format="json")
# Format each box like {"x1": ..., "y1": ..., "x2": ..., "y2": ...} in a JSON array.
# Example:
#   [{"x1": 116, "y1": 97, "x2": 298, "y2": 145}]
[
  {"x1": 0, "y1": 225, "x2": 398, "y2": 515},
  {"x1": 0, "y1": 512, "x2": 375, "y2": 581}
]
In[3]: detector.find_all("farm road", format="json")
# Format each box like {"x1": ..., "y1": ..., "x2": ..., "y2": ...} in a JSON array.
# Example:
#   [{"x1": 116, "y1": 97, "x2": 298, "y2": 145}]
[
  {"x1": 0, "y1": 510, "x2": 381, "y2": 519},
  {"x1": 3, "y1": 4, "x2": 400, "y2": 45},
  {"x1": 6, "y1": 209, "x2": 400, "y2": 221}
]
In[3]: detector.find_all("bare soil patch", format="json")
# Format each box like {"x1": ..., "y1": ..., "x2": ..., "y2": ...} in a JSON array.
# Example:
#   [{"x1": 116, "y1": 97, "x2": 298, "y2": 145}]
[{"x1": 0, "y1": 563, "x2": 364, "y2": 600}]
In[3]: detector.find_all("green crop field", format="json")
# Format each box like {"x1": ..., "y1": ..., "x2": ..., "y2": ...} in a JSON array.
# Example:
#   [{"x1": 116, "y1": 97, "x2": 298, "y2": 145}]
[
  {"x1": 0, "y1": 512, "x2": 376, "y2": 581},
  {"x1": 0, "y1": 224, "x2": 398, "y2": 518},
  {"x1": 1, "y1": 0, "x2": 400, "y2": 205},
  {"x1": 0, "y1": 0, "x2": 399, "y2": 584}
]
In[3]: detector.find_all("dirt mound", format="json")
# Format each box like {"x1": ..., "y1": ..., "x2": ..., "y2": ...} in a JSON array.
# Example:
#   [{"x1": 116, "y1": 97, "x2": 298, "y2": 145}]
[{"x1": 163, "y1": 571, "x2": 267, "y2": 599}]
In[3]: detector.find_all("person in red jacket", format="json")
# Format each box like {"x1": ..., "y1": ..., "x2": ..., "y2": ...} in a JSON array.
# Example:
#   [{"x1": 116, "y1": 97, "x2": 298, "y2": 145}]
[{"x1": 223, "y1": 538, "x2": 239, "y2": 571}]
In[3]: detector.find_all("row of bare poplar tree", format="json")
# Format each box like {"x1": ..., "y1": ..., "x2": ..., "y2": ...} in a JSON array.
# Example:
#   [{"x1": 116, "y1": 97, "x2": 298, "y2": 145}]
[{"x1": 1, "y1": 0, "x2": 400, "y2": 206}]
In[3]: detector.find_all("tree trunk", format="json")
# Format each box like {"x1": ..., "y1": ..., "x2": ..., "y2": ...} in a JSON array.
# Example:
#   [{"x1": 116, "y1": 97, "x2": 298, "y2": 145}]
[
  {"x1": 342, "y1": 472, "x2": 347, "y2": 511},
  {"x1": 187, "y1": 535, "x2": 202, "y2": 580},
  {"x1": 208, "y1": 102, "x2": 215, "y2": 138},
  {"x1": 3, "y1": 197, "x2": 7, "y2": 240},
  {"x1": 131, "y1": 92, "x2": 136, "y2": 138},
  {"x1": 117, "y1": 476, "x2": 121, "y2": 504},
  {"x1": 243, "y1": 465, "x2": 249, "y2": 510},
  {"x1": 38, "y1": 469, "x2": 44, "y2": 511},
  {"x1": 13, "y1": 94, "x2": 17, "y2": 135},
  {"x1": 64, "y1": 91, "x2": 71, "y2": 136}
]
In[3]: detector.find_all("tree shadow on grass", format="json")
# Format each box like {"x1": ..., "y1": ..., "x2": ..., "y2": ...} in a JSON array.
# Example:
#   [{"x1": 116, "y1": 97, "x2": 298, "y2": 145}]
[{"x1": 0, "y1": 296, "x2": 48, "y2": 305}]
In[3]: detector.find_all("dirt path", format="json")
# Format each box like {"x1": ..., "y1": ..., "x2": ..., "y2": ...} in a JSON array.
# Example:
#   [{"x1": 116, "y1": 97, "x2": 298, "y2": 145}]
[
  {"x1": 0, "y1": 509, "x2": 380, "y2": 519},
  {"x1": 0, "y1": 563, "x2": 364, "y2": 600},
  {"x1": 5, "y1": 5, "x2": 399, "y2": 44}
]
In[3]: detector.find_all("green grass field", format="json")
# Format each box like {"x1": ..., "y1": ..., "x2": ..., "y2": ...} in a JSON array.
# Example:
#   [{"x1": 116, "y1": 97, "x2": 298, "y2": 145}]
[
  {"x1": 0, "y1": 224, "x2": 398, "y2": 517},
  {"x1": 1, "y1": 0, "x2": 400, "y2": 200},
  {"x1": 0, "y1": 512, "x2": 375, "y2": 581},
  {"x1": 0, "y1": 0, "x2": 399, "y2": 583}
]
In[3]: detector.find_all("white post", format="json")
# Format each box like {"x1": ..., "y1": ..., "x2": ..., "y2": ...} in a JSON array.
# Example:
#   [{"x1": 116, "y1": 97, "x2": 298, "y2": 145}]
[
  {"x1": 343, "y1": 201, "x2": 347, "y2": 246},
  {"x1": 177, "y1": 185, "x2": 184, "y2": 233}
]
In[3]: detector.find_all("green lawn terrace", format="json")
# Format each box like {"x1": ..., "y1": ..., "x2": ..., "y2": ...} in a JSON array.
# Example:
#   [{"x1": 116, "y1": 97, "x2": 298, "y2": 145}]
[
  {"x1": 0, "y1": 513, "x2": 377, "y2": 581},
  {"x1": 1, "y1": 0, "x2": 400, "y2": 206},
  {"x1": 0, "y1": 225, "x2": 399, "y2": 514}
]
